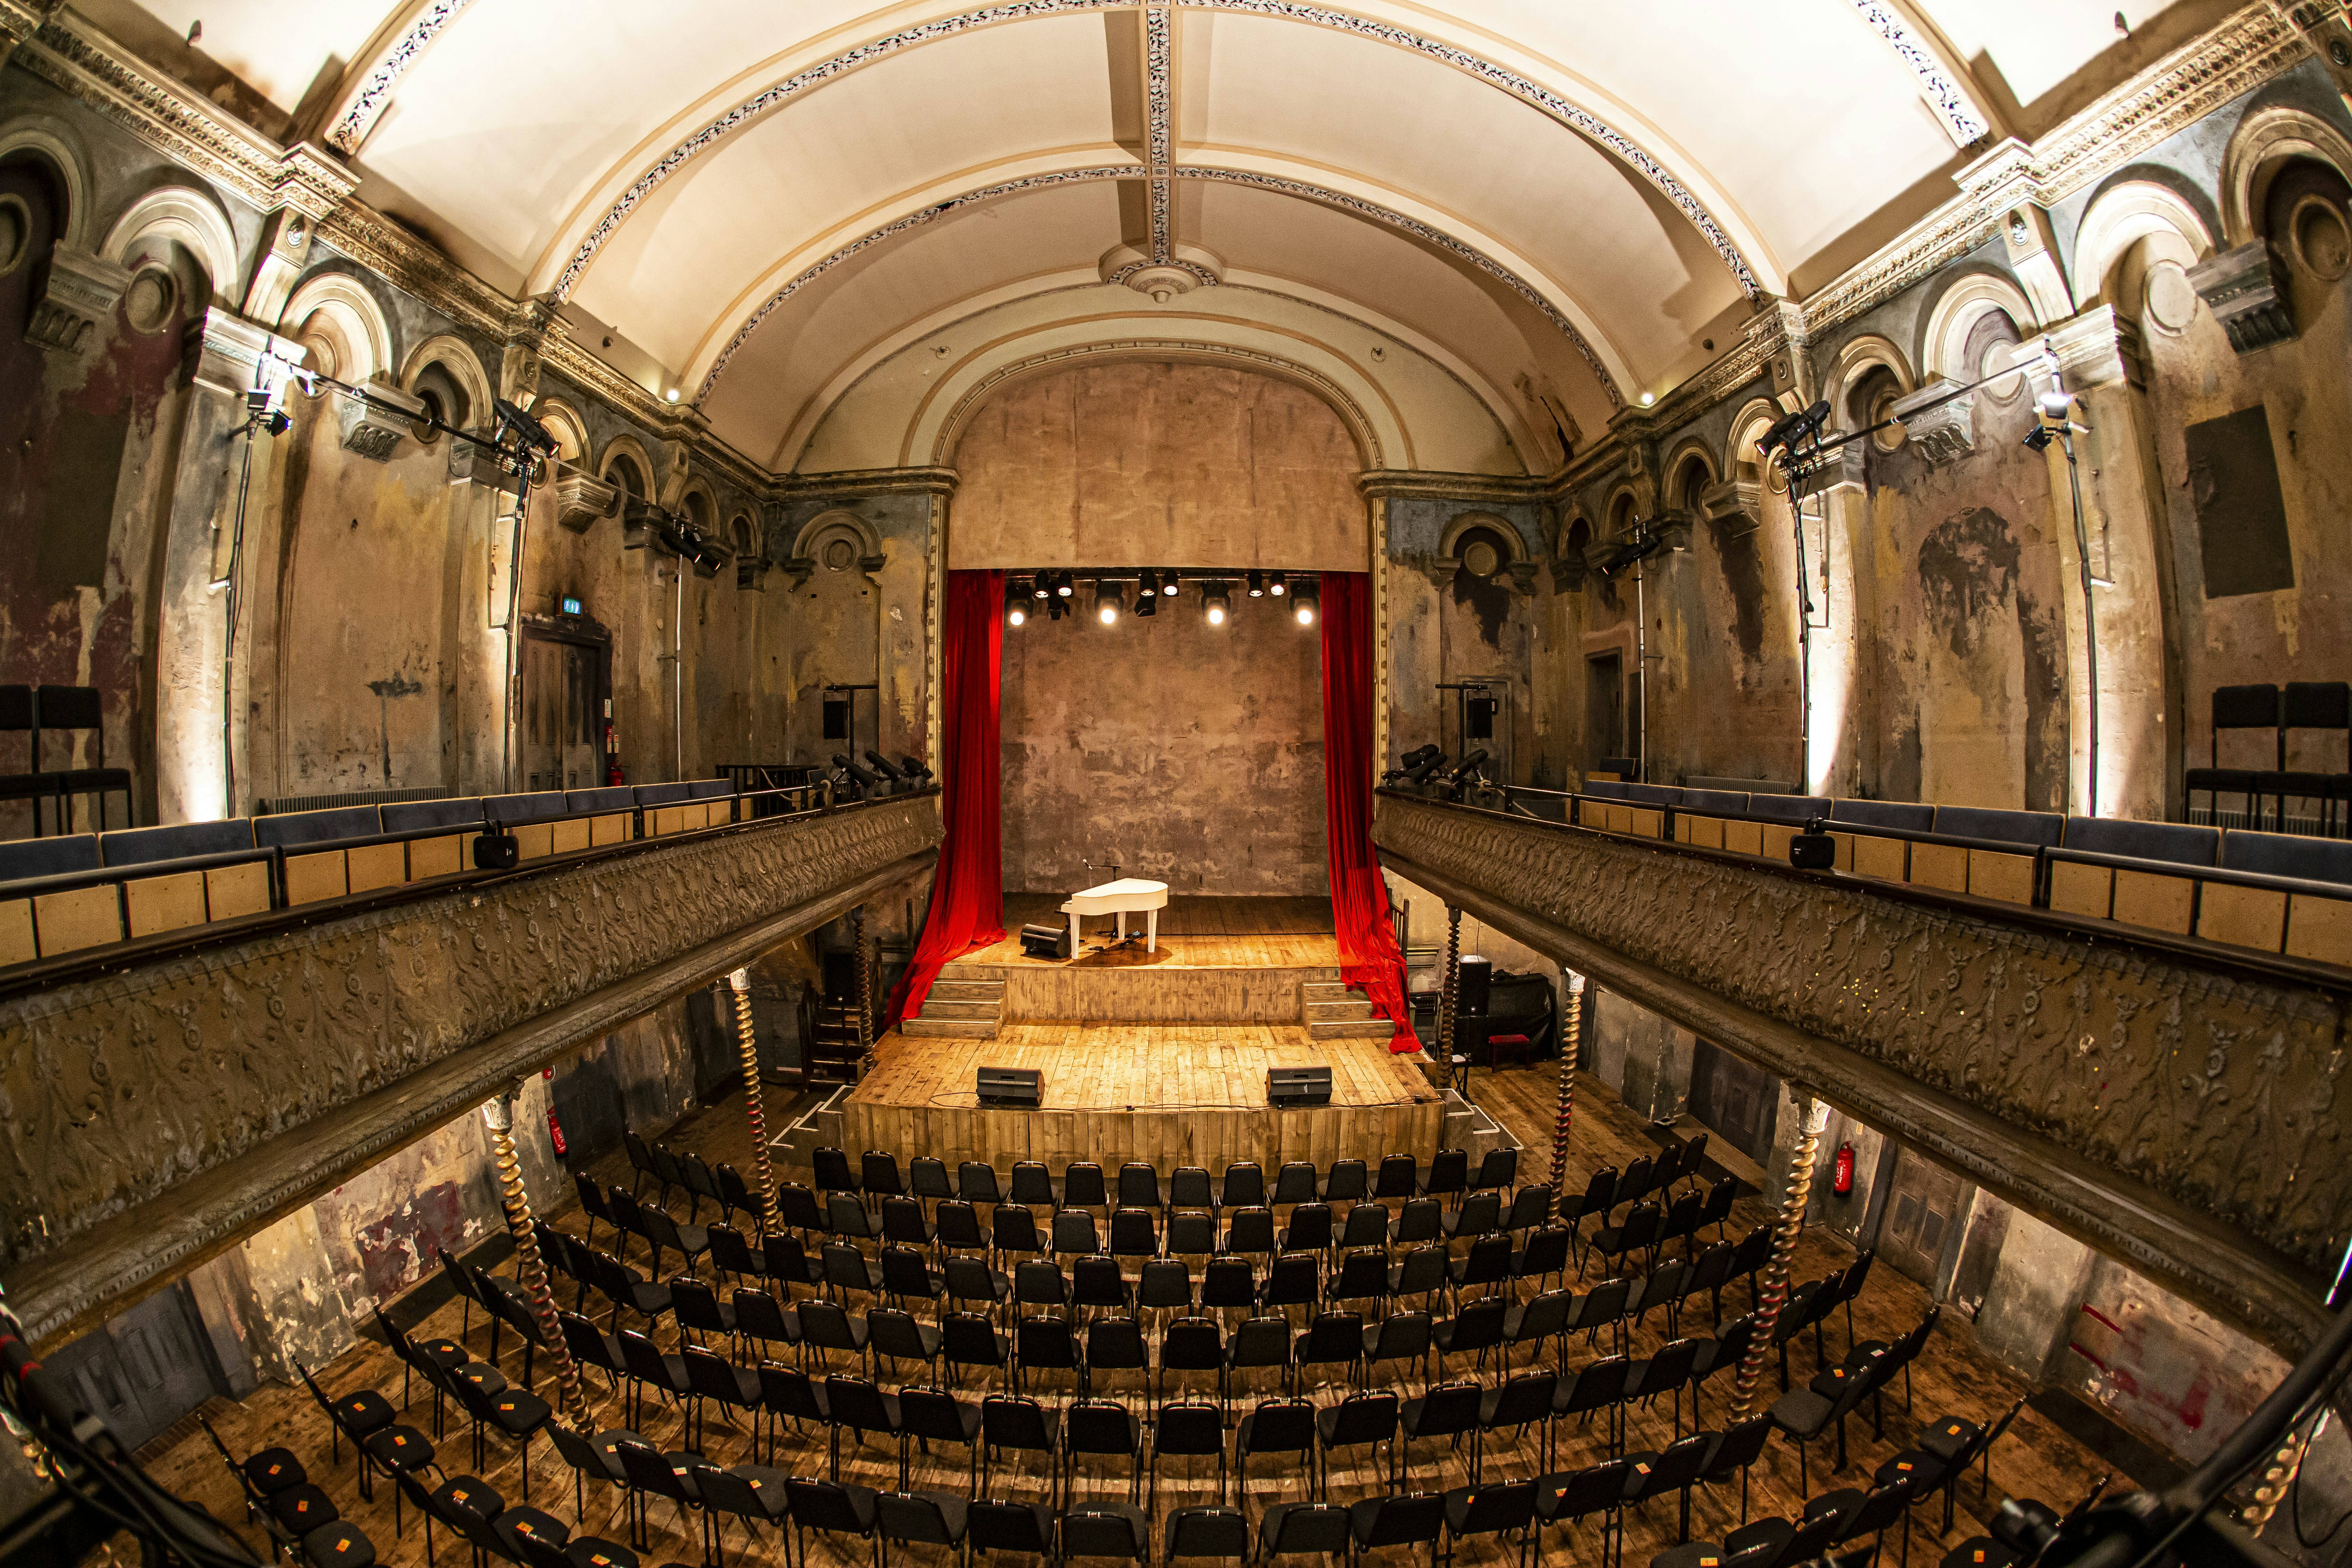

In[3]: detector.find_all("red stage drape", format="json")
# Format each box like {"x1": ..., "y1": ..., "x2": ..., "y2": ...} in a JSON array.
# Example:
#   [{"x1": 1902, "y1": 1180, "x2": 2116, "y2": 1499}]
[
  {"x1": 1320, "y1": 572, "x2": 1417, "y2": 1051},
  {"x1": 886, "y1": 570, "x2": 1006, "y2": 1029}
]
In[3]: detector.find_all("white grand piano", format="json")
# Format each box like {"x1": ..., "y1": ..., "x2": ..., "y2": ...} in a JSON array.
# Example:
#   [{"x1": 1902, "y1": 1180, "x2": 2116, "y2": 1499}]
[{"x1": 1060, "y1": 877, "x2": 1170, "y2": 953}]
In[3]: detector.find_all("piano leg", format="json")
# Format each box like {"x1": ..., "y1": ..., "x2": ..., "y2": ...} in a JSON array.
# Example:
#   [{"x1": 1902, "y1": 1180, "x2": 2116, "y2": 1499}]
[
  {"x1": 1068, "y1": 912, "x2": 1082, "y2": 954},
  {"x1": 1115, "y1": 912, "x2": 1125, "y2": 941},
  {"x1": 1147, "y1": 909, "x2": 1157, "y2": 953}
]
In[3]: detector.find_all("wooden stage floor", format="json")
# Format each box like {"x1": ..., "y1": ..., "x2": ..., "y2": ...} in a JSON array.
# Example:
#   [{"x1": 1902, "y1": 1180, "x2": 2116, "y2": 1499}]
[
  {"x1": 972, "y1": 893, "x2": 1342, "y2": 971},
  {"x1": 844, "y1": 1022, "x2": 1443, "y2": 1172}
]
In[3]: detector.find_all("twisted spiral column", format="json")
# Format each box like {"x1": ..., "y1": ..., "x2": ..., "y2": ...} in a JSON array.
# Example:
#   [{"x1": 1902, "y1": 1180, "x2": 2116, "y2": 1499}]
[
  {"x1": 853, "y1": 905, "x2": 876, "y2": 1079},
  {"x1": 481, "y1": 1087, "x2": 588, "y2": 1425},
  {"x1": 2243, "y1": 1412, "x2": 2328, "y2": 1532},
  {"x1": 727, "y1": 968, "x2": 783, "y2": 1235},
  {"x1": 1550, "y1": 972, "x2": 1586, "y2": 1222},
  {"x1": 1733, "y1": 1093, "x2": 1832, "y2": 1419},
  {"x1": 1438, "y1": 906, "x2": 1462, "y2": 1084}
]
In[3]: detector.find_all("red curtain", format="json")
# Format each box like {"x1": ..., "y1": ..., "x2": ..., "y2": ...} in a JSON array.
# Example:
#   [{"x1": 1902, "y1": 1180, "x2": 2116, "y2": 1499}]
[
  {"x1": 886, "y1": 570, "x2": 1006, "y2": 1029},
  {"x1": 1319, "y1": 572, "x2": 1417, "y2": 1050}
]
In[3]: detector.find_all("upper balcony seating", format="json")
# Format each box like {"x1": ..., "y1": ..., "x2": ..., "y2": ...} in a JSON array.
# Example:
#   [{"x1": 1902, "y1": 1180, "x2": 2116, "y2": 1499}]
[
  {"x1": 2184, "y1": 680, "x2": 2351, "y2": 833},
  {"x1": 1511, "y1": 777, "x2": 2352, "y2": 969},
  {"x1": 0, "y1": 774, "x2": 795, "y2": 970}
]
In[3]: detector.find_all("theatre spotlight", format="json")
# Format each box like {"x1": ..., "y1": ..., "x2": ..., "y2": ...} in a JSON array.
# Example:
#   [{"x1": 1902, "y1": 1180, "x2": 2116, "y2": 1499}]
[
  {"x1": 1136, "y1": 572, "x2": 1157, "y2": 599},
  {"x1": 1096, "y1": 579, "x2": 1122, "y2": 624},
  {"x1": 1047, "y1": 594, "x2": 1066, "y2": 621},
  {"x1": 1269, "y1": 572, "x2": 1286, "y2": 597},
  {"x1": 1136, "y1": 590, "x2": 1158, "y2": 617},
  {"x1": 1204, "y1": 581, "x2": 1231, "y2": 625},
  {"x1": 1056, "y1": 571, "x2": 1074, "y2": 597},
  {"x1": 1033, "y1": 576, "x2": 1051, "y2": 600},
  {"x1": 1294, "y1": 576, "x2": 1319, "y2": 626},
  {"x1": 1247, "y1": 570, "x2": 1265, "y2": 598},
  {"x1": 1160, "y1": 570, "x2": 1179, "y2": 597},
  {"x1": 1006, "y1": 587, "x2": 1027, "y2": 627}
]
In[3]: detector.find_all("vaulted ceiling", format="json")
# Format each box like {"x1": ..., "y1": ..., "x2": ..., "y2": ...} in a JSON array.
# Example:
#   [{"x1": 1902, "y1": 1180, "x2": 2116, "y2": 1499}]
[{"x1": 94, "y1": 0, "x2": 2198, "y2": 474}]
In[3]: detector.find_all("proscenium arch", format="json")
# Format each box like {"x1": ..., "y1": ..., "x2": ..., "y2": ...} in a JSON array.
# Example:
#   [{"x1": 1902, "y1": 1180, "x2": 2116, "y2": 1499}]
[
  {"x1": 689, "y1": 162, "x2": 1629, "y2": 406},
  {"x1": 522, "y1": 0, "x2": 1771, "y2": 307},
  {"x1": 922, "y1": 337, "x2": 1393, "y2": 472}
]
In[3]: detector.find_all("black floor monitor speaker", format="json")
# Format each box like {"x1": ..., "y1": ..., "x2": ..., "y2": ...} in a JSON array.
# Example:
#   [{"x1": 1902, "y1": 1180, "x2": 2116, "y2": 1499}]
[
  {"x1": 1019, "y1": 922, "x2": 1073, "y2": 959},
  {"x1": 1456, "y1": 954, "x2": 1492, "y2": 1017},
  {"x1": 978, "y1": 1066, "x2": 1043, "y2": 1107},
  {"x1": 1267, "y1": 1065, "x2": 1333, "y2": 1107}
]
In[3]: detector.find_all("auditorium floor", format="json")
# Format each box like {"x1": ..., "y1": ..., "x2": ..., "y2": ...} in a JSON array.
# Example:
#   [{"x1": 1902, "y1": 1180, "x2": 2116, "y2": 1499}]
[{"x1": 146, "y1": 1063, "x2": 2124, "y2": 1568}]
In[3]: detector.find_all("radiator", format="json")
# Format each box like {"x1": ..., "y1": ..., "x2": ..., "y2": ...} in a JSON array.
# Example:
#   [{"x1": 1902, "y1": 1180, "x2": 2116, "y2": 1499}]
[{"x1": 254, "y1": 785, "x2": 456, "y2": 817}]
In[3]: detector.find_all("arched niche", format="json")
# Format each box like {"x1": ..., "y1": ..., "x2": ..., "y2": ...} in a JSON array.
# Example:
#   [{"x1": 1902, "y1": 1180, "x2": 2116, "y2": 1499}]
[
  {"x1": 944, "y1": 356, "x2": 1370, "y2": 572},
  {"x1": 2220, "y1": 105, "x2": 2352, "y2": 250},
  {"x1": 2072, "y1": 180, "x2": 2214, "y2": 309},
  {"x1": 283, "y1": 272, "x2": 395, "y2": 386},
  {"x1": 0, "y1": 122, "x2": 92, "y2": 251}
]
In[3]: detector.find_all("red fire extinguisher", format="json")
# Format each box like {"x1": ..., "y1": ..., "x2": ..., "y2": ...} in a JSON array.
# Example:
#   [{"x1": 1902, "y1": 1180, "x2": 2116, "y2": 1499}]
[
  {"x1": 1833, "y1": 1141, "x2": 1855, "y2": 1195},
  {"x1": 543, "y1": 1066, "x2": 568, "y2": 1157}
]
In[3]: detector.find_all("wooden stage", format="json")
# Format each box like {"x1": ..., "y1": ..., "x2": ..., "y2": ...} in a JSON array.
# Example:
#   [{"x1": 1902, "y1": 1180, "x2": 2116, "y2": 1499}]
[
  {"x1": 853, "y1": 897, "x2": 1441, "y2": 1169},
  {"x1": 844, "y1": 1022, "x2": 1442, "y2": 1172},
  {"x1": 957, "y1": 894, "x2": 1344, "y2": 1023}
]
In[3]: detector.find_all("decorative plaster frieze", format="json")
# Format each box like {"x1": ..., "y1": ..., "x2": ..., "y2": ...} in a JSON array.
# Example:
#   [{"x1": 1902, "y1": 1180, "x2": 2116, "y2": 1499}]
[
  {"x1": 1145, "y1": 0, "x2": 1173, "y2": 263},
  {"x1": 338, "y1": 376, "x2": 425, "y2": 461},
  {"x1": 325, "y1": 0, "x2": 478, "y2": 154},
  {"x1": 1843, "y1": 1, "x2": 1989, "y2": 145},
  {"x1": 26, "y1": 242, "x2": 129, "y2": 353},
  {"x1": 0, "y1": 0, "x2": 56, "y2": 62},
  {"x1": 1354, "y1": 470, "x2": 1549, "y2": 503},
  {"x1": 1372, "y1": 794, "x2": 2350, "y2": 1360}
]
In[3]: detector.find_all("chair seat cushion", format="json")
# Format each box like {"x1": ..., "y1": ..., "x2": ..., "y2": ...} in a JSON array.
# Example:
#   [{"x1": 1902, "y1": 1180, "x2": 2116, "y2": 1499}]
[
  {"x1": 361, "y1": 1425, "x2": 433, "y2": 1470},
  {"x1": 1875, "y1": 1449, "x2": 1947, "y2": 1494},
  {"x1": 334, "y1": 1390, "x2": 397, "y2": 1433},
  {"x1": 301, "y1": 1521, "x2": 376, "y2": 1567},
  {"x1": 414, "y1": 1338, "x2": 468, "y2": 1369},
  {"x1": 1062, "y1": 1501, "x2": 1149, "y2": 1556},
  {"x1": 244, "y1": 1447, "x2": 309, "y2": 1493},
  {"x1": 437, "y1": 1477, "x2": 504, "y2": 1522},
  {"x1": 724, "y1": 1465, "x2": 793, "y2": 1520},
  {"x1": 270, "y1": 1483, "x2": 339, "y2": 1530},
  {"x1": 486, "y1": 1390, "x2": 554, "y2": 1434},
  {"x1": 455, "y1": 1363, "x2": 508, "y2": 1396},
  {"x1": 1766, "y1": 1390, "x2": 1833, "y2": 1435},
  {"x1": 1940, "y1": 1539, "x2": 2020, "y2": 1568},
  {"x1": 563, "y1": 1537, "x2": 639, "y2": 1568},
  {"x1": 493, "y1": 1504, "x2": 570, "y2": 1560},
  {"x1": 1917, "y1": 1414, "x2": 1980, "y2": 1462}
]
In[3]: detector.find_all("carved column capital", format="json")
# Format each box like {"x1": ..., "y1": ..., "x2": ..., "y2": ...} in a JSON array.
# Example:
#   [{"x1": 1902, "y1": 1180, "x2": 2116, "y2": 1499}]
[
  {"x1": 27, "y1": 243, "x2": 131, "y2": 355},
  {"x1": 2187, "y1": 242, "x2": 2295, "y2": 354},
  {"x1": 2043, "y1": 305, "x2": 2146, "y2": 390},
  {"x1": 554, "y1": 471, "x2": 620, "y2": 534},
  {"x1": 1890, "y1": 379, "x2": 1977, "y2": 466},
  {"x1": 1745, "y1": 297, "x2": 1814, "y2": 407},
  {"x1": 339, "y1": 376, "x2": 426, "y2": 462}
]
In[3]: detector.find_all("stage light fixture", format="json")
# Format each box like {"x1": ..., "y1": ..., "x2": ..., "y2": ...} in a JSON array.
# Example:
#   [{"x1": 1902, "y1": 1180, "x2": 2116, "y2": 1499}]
[
  {"x1": 1269, "y1": 572, "x2": 1286, "y2": 597},
  {"x1": 1096, "y1": 580, "x2": 1122, "y2": 624},
  {"x1": 1160, "y1": 570, "x2": 1179, "y2": 596},
  {"x1": 1006, "y1": 589, "x2": 1027, "y2": 627},
  {"x1": 1136, "y1": 590, "x2": 1158, "y2": 617},
  {"x1": 1205, "y1": 582, "x2": 1230, "y2": 625},
  {"x1": 1056, "y1": 571, "x2": 1074, "y2": 597},
  {"x1": 1033, "y1": 576, "x2": 1050, "y2": 600},
  {"x1": 1136, "y1": 572, "x2": 1157, "y2": 599},
  {"x1": 1294, "y1": 577, "x2": 1319, "y2": 626},
  {"x1": 1247, "y1": 570, "x2": 1265, "y2": 598}
]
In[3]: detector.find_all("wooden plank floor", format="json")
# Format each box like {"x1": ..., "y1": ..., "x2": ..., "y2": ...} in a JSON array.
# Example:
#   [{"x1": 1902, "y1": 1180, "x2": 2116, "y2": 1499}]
[
  {"x1": 966, "y1": 895, "x2": 1342, "y2": 972},
  {"x1": 149, "y1": 1067, "x2": 2125, "y2": 1568}
]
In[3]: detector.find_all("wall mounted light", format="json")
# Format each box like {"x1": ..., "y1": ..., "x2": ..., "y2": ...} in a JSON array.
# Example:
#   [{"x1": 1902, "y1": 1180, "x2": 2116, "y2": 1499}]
[
  {"x1": 1246, "y1": 570, "x2": 1265, "y2": 598},
  {"x1": 1095, "y1": 579, "x2": 1122, "y2": 624}
]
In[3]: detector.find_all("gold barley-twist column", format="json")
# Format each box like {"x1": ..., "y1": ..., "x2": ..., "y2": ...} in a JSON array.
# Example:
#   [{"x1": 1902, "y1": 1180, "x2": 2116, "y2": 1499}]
[
  {"x1": 482, "y1": 1086, "x2": 588, "y2": 1425},
  {"x1": 2243, "y1": 1412, "x2": 2328, "y2": 1532},
  {"x1": 727, "y1": 968, "x2": 783, "y2": 1235},
  {"x1": 1550, "y1": 973, "x2": 1586, "y2": 1223},
  {"x1": 853, "y1": 904, "x2": 876, "y2": 1079},
  {"x1": 1437, "y1": 906, "x2": 1462, "y2": 1085},
  {"x1": 1733, "y1": 1094, "x2": 1831, "y2": 1419}
]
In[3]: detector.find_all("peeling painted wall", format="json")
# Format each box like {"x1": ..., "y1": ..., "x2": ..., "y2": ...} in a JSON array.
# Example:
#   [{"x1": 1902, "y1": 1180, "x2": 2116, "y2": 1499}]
[{"x1": 1000, "y1": 590, "x2": 1326, "y2": 896}]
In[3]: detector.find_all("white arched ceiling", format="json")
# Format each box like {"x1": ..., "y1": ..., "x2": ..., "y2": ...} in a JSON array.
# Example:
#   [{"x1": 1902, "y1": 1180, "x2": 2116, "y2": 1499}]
[{"x1": 116, "y1": 0, "x2": 2188, "y2": 473}]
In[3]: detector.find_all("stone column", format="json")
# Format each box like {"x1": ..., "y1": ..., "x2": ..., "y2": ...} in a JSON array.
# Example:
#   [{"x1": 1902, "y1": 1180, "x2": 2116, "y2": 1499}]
[
  {"x1": 1733, "y1": 1093, "x2": 1832, "y2": 1417},
  {"x1": 726, "y1": 968, "x2": 783, "y2": 1234},
  {"x1": 1550, "y1": 972, "x2": 1586, "y2": 1219},
  {"x1": 481, "y1": 1085, "x2": 588, "y2": 1425}
]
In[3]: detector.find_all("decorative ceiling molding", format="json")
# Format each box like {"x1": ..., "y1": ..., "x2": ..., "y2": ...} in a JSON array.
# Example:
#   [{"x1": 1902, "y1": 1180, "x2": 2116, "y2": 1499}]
[
  {"x1": 1146, "y1": 0, "x2": 1172, "y2": 262},
  {"x1": 1181, "y1": 0, "x2": 1765, "y2": 299},
  {"x1": 550, "y1": 0, "x2": 1130, "y2": 301},
  {"x1": 324, "y1": 0, "x2": 478, "y2": 154},
  {"x1": 692, "y1": 164, "x2": 1624, "y2": 406},
  {"x1": 542, "y1": 0, "x2": 1766, "y2": 304},
  {"x1": 1843, "y1": 0, "x2": 1989, "y2": 146}
]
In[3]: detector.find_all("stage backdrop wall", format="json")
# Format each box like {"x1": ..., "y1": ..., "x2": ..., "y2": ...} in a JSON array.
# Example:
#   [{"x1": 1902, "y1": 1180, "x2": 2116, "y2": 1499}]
[{"x1": 1000, "y1": 598, "x2": 1329, "y2": 898}]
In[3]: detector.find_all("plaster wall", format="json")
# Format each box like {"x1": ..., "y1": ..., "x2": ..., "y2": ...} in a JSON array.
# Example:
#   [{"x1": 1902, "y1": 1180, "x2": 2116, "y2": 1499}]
[
  {"x1": 999, "y1": 585, "x2": 1327, "y2": 896},
  {"x1": 949, "y1": 360, "x2": 1365, "y2": 572}
]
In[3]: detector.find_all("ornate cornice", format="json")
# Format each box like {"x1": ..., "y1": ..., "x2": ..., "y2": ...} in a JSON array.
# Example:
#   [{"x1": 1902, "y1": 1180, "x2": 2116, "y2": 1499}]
[
  {"x1": 1355, "y1": 470, "x2": 1549, "y2": 504},
  {"x1": 1374, "y1": 794, "x2": 2349, "y2": 1361},
  {"x1": 1, "y1": 794, "x2": 942, "y2": 1346},
  {"x1": 779, "y1": 466, "x2": 962, "y2": 499}
]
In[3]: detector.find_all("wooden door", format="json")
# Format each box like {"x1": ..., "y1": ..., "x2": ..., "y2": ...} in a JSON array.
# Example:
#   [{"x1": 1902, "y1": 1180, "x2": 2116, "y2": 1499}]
[
  {"x1": 1879, "y1": 1149, "x2": 1967, "y2": 1287},
  {"x1": 521, "y1": 635, "x2": 605, "y2": 792}
]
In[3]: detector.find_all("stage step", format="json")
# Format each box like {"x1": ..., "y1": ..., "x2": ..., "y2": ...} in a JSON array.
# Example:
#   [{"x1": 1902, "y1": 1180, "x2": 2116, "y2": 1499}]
[
  {"x1": 926, "y1": 979, "x2": 1005, "y2": 1002},
  {"x1": 1306, "y1": 998, "x2": 1376, "y2": 1022},
  {"x1": 937, "y1": 960, "x2": 995, "y2": 982},
  {"x1": 915, "y1": 999, "x2": 999, "y2": 1020},
  {"x1": 1309, "y1": 1018, "x2": 1397, "y2": 1040},
  {"x1": 901, "y1": 1016, "x2": 1000, "y2": 1038}
]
